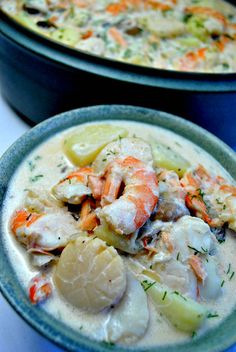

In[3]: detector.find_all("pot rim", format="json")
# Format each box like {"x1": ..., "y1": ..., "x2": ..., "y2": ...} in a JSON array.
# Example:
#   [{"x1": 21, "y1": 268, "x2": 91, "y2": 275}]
[
  {"x1": 0, "y1": 104, "x2": 236, "y2": 352},
  {"x1": 1, "y1": 10, "x2": 236, "y2": 92}
]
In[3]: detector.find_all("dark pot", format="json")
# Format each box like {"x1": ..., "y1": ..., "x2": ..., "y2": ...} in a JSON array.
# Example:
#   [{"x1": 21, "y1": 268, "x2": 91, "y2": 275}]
[{"x1": 0, "y1": 8, "x2": 236, "y2": 146}]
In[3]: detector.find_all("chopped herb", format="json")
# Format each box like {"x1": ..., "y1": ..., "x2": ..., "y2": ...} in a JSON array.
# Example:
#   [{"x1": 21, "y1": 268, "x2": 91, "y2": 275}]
[
  {"x1": 229, "y1": 272, "x2": 235, "y2": 281},
  {"x1": 187, "y1": 245, "x2": 201, "y2": 254},
  {"x1": 61, "y1": 166, "x2": 68, "y2": 173},
  {"x1": 71, "y1": 213, "x2": 79, "y2": 221},
  {"x1": 28, "y1": 161, "x2": 36, "y2": 172},
  {"x1": 123, "y1": 48, "x2": 132, "y2": 59},
  {"x1": 68, "y1": 179, "x2": 72, "y2": 184},
  {"x1": 207, "y1": 313, "x2": 219, "y2": 319},
  {"x1": 206, "y1": 258, "x2": 209, "y2": 262},
  {"x1": 176, "y1": 252, "x2": 180, "y2": 261},
  {"x1": 34, "y1": 155, "x2": 42, "y2": 160},
  {"x1": 197, "y1": 188, "x2": 205, "y2": 198},
  {"x1": 26, "y1": 213, "x2": 32, "y2": 221},
  {"x1": 79, "y1": 326, "x2": 83, "y2": 330},
  {"x1": 216, "y1": 198, "x2": 223, "y2": 205},
  {"x1": 173, "y1": 291, "x2": 187, "y2": 301},
  {"x1": 191, "y1": 331, "x2": 196, "y2": 338},
  {"x1": 30, "y1": 174, "x2": 44, "y2": 182},
  {"x1": 162, "y1": 291, "x2": 167, "y2": 301},
  {"x1": 102, "y1": 158, "x2": 107, "y2": 162},
  {"x1": 221, "y1": 280, "x2": 225, "y2": 287},
  {"x1": 141, "y1": 280, "x2": 156, "y2": 291},
  {"x1": 201, "y1": 247, "x2": 208, "y2": 253},
  {"x1": 223, "y1": 204, "x2": 226, "y2": 210},
  {"x1": 226, "y1": 263, "x2": 231, "y2": 275},
  {"x1": 103, "y1": 341, "x2": 115, "y2": 346},
  {"x1": 222, "y1": 63, "x2": 229, "y2": 69},
  {"x1": 150, "y1": 264, "x2": 153, "y2": 269},
  {"x1": 57, "y1": 163, "x2": 63, "y2": 168}
]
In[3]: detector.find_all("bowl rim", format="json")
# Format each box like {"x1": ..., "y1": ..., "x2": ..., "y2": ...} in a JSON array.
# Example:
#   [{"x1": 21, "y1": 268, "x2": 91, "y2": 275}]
[
  {"x1": 0, "y1": 104, "x2": 236, "y2": 352},
  {"x1": 1, "y1": 10, "x2": 236, "y2": 93}
]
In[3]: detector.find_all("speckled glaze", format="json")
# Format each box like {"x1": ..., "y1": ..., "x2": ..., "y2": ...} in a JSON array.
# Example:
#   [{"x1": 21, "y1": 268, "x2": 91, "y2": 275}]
[{"x1": 0, "y1": 105, "x2": 236, "y2": 352}]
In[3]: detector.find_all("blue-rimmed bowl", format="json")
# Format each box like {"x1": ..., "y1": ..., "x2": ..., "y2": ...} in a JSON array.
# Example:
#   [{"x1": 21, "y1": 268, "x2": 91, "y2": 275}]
[{"x1": 0, "y1": 105, "x2": 236, "y2": 352}]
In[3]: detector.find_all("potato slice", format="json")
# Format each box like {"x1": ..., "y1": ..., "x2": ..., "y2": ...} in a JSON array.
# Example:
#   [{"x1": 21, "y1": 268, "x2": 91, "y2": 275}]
[
  {"x1": 63, "y1": 125, "x2": 128, "y2": 167},
  {"x1": 151, "y1": 142, "x2": 190, "y2": 177},
  {"x1": 54, "y1": 236, "x2": 126, "y2": 312},
  {"x1": 51, "y1": 28, "x2": 80, "y2": 46},
  {"x1": 94, "y1": 222, "x2": 141, "y2": 254},
  {"x1": 140, "y1": 275, "x2": 207, "y2": 332}
]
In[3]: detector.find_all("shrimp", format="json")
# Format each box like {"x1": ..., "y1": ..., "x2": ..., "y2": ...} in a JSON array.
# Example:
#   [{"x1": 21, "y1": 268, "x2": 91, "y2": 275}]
[
  {"x1": 179, "y1": 48, "x2": 207, "y2": 72},
  {"x1": 154, "y1": 170, "x2": 189, "y2": 222},
  {"x1": 189, "y1": 255, "x2": 207, "y2": 283},
  {"x1": 52, "y1": 167, "x2": 96, "y2": 204},
  {"x1": 28, "y1": 274, "x2": 52, "y2": 304},
  {"x1": 79, "y1": 198, "x2": 99, "y2": 231},
  {"x1": 99, "y1": 156, "x2": 159, "y2": 235},
  {"x1": 11, "y1": 208, "x2": 79, "y2": 252},
  {"x1": 184, "y1": 6, "x2": 227, "y2": 26},
  {"x1": 181, "y1": 164, "x2": 236, "y2": 231}
]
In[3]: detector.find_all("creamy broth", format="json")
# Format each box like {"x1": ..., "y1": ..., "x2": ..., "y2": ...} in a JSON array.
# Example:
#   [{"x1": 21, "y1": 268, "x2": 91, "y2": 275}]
[
  {"x1": 2, "y1": 120, "x2": 236, "y2": 347},
  {"x1": 1, "y1": 0, "x2": 236, "y2": 73}
]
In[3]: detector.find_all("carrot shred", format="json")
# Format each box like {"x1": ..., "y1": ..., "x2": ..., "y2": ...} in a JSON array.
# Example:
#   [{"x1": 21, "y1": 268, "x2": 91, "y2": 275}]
[
  {"x1": 108, "y1": 27, "x2": 127, "y2": 47},
  {"x1": 185, "y1": 6, "x2": 227, "y2": 25},
  {"x1": 81, "y1": 30, "x2": 93, "y2": 40}
]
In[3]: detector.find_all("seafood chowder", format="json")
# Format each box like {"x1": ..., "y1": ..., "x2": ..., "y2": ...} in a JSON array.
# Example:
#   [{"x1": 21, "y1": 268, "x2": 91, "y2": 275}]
[
  {"x1": 1, "y1": 0, "x2": 236, "y2": 73},
  {"x1": 2, "y1": 121, "x2": 236, "y2": 347}
]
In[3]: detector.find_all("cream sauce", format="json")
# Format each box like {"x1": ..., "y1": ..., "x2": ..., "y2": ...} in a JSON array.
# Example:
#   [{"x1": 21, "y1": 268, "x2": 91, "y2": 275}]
[{"x1": 2, "y1": 120, "x2": 236, "y2": 347}]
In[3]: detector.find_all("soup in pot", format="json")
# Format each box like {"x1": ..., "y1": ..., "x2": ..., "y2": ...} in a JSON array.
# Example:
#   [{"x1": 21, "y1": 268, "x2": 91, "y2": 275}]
[{"x1": 1, "y1": 0, "x2": 236, "y2": 73}]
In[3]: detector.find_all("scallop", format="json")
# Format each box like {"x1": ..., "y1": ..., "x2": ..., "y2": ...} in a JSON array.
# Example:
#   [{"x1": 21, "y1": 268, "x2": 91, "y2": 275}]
[
  {"x1": 54, "y1": 236, "x2": 126, "y2": 313},
  {"x1": 93, "y1": 137, "x2": 153, "y2": 172},
  {"x1": 107, "y1": 272, "x2": 149, "y2": 343}
]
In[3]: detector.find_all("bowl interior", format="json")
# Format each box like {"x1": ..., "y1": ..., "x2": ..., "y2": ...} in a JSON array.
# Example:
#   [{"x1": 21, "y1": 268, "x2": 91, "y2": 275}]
[{"x1": 0, "y1": 105, "x2": 236, "y2": 352}]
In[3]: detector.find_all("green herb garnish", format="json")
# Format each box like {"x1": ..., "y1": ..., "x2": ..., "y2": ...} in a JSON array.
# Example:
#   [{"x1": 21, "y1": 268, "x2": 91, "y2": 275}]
[
  {"x1": 30, "y1": 174, "x2": 44, "y2": 182},
  {"x1": 162, "y1": 291, "x2": 167, "y2": 301},
  {"x1": 207, "y1": 313, "x2": 219, "y2": 319}
]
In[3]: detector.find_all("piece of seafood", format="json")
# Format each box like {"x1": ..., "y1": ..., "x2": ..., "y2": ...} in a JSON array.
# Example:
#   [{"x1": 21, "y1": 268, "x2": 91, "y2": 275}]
[
  {"x1": 52, "y1": 167, "x2": 93, "y2": 204},
  {"x1": 54, "y1": 236, "x2": 126, "y2": 312},
  {"x1": 92, "y1": 137, "x2": 154, "y2": 173},
  {"x1": 11, "y1": 209, "x2": 79, "y2": 251},
  {"x1": 181, "y1": 164, "x2": 236, "y2": 231},
  {"x1": 154, "y1": 170, "x2": 189, "y2": 222},
  {"x1": 107, "y1": 272, "x2": 149, "y2": 343},
  {"x1": 99, "y1": 156, "x2": 159, "y2": 235},
  {"x1": 28, "y1": 274, "x2": 52, "y2": 304}
]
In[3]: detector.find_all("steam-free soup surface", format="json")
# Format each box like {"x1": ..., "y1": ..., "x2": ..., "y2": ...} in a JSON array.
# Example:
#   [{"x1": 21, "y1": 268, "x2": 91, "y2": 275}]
[{"x1": 1, "y1": 0, "x2": 236, "y2": 73}]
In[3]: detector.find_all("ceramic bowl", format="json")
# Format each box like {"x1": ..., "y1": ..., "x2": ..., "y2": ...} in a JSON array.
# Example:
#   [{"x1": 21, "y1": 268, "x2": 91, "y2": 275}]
[{"x1": 0, "y1": 105, "x2": 236, "y2": 352}]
